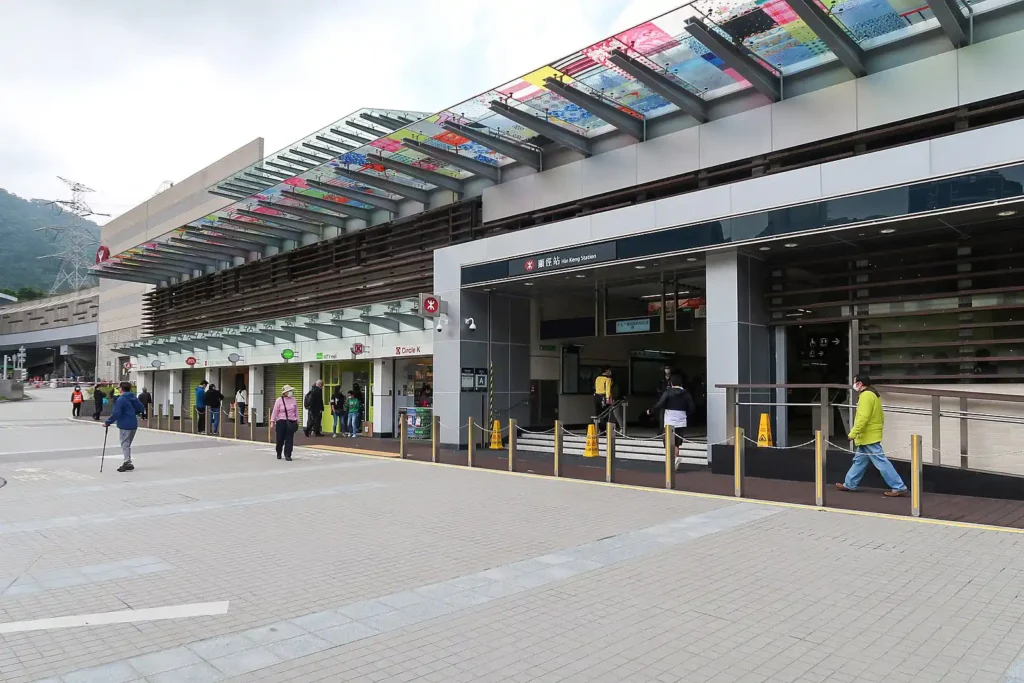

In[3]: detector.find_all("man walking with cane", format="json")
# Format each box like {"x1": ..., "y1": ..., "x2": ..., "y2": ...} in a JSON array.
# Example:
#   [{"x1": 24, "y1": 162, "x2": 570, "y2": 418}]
[
  {"x1": 105, "y1": 381, "x2": 145, "y2": 473},
  {"x1": 836, "y1": 374, "x2": 908, "y2": 497}
]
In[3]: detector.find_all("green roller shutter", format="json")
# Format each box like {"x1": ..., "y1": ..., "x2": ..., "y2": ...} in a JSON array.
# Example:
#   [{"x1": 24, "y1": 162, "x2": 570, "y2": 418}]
[{"x1": 269, "y1": 364, "x2": 303, "y2": 423}]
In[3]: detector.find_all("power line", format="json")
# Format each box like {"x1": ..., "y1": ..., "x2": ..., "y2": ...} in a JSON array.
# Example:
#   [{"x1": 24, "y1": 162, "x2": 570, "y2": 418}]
[{"x1": 35, "y1": 177, "x2": 109, "y2": 294}]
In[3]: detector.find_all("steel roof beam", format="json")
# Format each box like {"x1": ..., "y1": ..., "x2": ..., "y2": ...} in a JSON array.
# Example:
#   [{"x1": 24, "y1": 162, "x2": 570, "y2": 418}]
[
  {"x1": 264, "y1": 161, "x2": 306, "y2": 177},
  {"x1": 235, "y1": 209, "x2": 323, "y2": 234},
  {"x1": 152, "y1": 248, "x2": 223, "y2": 267},
  {"x1": 184, "y1": 228, "x2": 276, "y2": 251},
  {"x1": 222, "y1": 180, "x2": 268, "y2": 194},
  {"x1": 168, "y1": 238, "x2": 251, "y2": 259},
  {"x1": 488, "y1": 99, "x2": 592, "y2": 157},
  {"x1": 280, "y1": 191, "x2": 373, "y2": 221},
  {"x1": 785, "y1": 0, "x2": 866, "y2": 76},
  {"x1": 543, "y1": 77, "x2": 645, "y2": 139},
  {"x1": 220, "y1": 183, "x2": 260, "y2": 197},
  {"x1": 107, "y1": 262, "x2": 185, "y2": 278},
  {"x1": 279, "y1": 155, "x2": 317, "y2": 169},
  {"x1": 201, "y1": 224, "x2": 283, "y2": 248},
  {"x1": 289, "y1": 148, "x2": 333, "y2": 165},
  {"x1": 94, "y1": 269, "x2": 164, "y2": 285},
  {"x1": 124, "y1": 254, "x2": 207, "y2": 271},
  {"x1": 209, "y1": 189, "x2": 246, "y2": 201},
  {"x1": 607, "y1": 50, "x2": 709, "y2": 123},
  {"x1": 403, "y1": 139, "x2": 501, "y2": 182},
  {"x1": 257, "y1": 166, "x2": 293, "y2": 180},
  {"x1": 373, "y1": 155, "x2": 465, "y2": 193},
  {"x1": 927, "y1": 0, "x2": 969, "y2": 46},
  {"x1": 217, "y1": 217, "x2": 300, "y2": 240},
  {"x1": 360, "y1": 112, "x2": 405, "y2": 130},
  {"x1": 315, "y1": 135, "x2": 354, "y2": 152},
  {"x1": 684, "y1": 18, "x2": 781, "y2": 101},
  {"x1": 244, "y1": 172, "x2": 283, "y2": 186},
  {"x1": 440, "y1": 121, "x2": 542, "y2": 170},
  {"x1": 333, "y1": 168, "x2": 431, "y2": 203},
  {"x1": 346, "y1": 120, "x2": 389, "y2": 139},
  {"x1": 302, "y1": 141, "x2": 343, "y2": 158},
  {"x1": 257, "y1": 200, "x2": 350, "y2": 228},
  {"x1": 306, "y1": 180, "x2": 399, "y2": 212},
  {"x1": 331, "y1": 128, "x2": 373, "y2": 146}
]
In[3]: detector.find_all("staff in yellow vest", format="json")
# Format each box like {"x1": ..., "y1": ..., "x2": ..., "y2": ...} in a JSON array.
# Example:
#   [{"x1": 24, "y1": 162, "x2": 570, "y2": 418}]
[{"x1": 593, "y1": 366, "x2": 613, "y2": 426}]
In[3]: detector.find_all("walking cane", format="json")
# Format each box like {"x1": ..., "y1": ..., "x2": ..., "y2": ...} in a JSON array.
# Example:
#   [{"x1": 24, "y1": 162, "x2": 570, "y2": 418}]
[{"x1": 100, "y1": 425, "x2": 109, "y2": 473}]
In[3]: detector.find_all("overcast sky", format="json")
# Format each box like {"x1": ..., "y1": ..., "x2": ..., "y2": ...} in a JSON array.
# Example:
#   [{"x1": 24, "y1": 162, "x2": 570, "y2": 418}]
[{"x1": 0, "y1": 0, "x2": 682, "y2": 222}]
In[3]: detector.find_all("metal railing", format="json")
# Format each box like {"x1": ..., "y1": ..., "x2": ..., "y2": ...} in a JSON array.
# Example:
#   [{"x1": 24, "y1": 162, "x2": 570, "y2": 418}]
[{"x1": 720, "y1": 383, "x2": 1024, "y2": 470}]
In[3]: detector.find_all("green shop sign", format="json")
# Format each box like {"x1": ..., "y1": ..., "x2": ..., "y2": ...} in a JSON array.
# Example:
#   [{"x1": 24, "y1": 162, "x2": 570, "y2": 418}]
[{"x1": 281, "y1": 348, "x2": 295, "y2": 361}]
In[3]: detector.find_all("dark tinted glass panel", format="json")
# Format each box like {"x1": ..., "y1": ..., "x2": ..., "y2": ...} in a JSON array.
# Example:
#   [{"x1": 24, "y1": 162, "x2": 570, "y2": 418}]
[
  {"x1": 616, "y1": 221, "x2": 727, "y2": 259},
  {"x1": 461, "y1": 260, "x2": 509, "y2": 285},
  {"x1": 826, "y1": 187, "x2": 909, "y2": 226},
  {"x1": 540, "y1": 317, "x2": 595, "y2": 340}
]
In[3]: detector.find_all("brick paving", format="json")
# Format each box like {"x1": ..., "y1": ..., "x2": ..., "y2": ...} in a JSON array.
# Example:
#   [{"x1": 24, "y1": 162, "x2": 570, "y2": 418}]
[{"x1": 6, "y1": 390, "x2": 1024, "y2": 681}]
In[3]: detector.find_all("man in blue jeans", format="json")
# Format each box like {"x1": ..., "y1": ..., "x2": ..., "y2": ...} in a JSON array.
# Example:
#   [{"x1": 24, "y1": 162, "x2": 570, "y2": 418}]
[{"x1": 836, "y1": 374, "x2": 908, "y2": 497}]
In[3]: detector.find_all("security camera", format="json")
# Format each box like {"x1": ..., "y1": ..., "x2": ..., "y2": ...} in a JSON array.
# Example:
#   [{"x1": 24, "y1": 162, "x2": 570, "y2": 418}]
[
  {"x1": 465, "y1": 317, "x2": 476, "y2": 331},
  {"x1": 436, "y1": 319, "x2": 444, "y2": 333}
]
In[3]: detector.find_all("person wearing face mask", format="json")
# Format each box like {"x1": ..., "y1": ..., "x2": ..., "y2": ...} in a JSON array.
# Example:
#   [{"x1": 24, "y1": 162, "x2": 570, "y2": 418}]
[
  {"x1": 70, "y1": 384, "x2": 84, "y2": 417},
  {"x1": 836, "y1": 374, "x2": 907, "y2": 497},
  {"x1": 271, "y1": 384, "x2": 300, "y2": 461}
]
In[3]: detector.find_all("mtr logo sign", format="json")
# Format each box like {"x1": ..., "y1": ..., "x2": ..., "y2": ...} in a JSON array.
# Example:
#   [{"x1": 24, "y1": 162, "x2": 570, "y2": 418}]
[{"x1": 418, "y1": 293, "x2": 444, "y2": 318}]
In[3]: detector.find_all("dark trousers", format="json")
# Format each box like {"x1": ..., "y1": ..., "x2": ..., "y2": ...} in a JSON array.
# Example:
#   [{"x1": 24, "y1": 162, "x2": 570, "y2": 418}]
[
  {"x1": 140, "y1": 404, "x2": 149, "y2": 420},
  {"x1": 196, "y1": 407, "x2": 206, "y2": 433},
  {"x1": 72, "y1": 403, "x2": 81, "y2": 417},
  {"x1": 275, "y1": 421, "x2": 295, "y2": 458},
  {"x1": 238, "y1": 403, "x2": 246, "y2": 424},
  {"x1": 305, "y1": 410, "x2": 323, "y2": 436},
  {"x1": 93, "y1": 403, "x2": 103, "y2": 420}
]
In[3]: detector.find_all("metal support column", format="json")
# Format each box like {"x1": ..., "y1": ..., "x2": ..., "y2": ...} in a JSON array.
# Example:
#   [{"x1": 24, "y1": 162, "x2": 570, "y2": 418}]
[
  {"x1": 734, "y1": 427, "x2": 745, "y2": 497},
  {"x1": 508, "y1": 418, "x2": 517, "y2": 472},
  {"x1": 605, "y1": 423, "x2": 615, "y2": 484},
  {"x1": 664, "y1": 425, "x2": 675, "y2": 490},
  {"x1": 911, "y1": 434, "x2": 924, "y2": 517},
  {"x1": 931, "y1": 396, "x2": 942, "y2": 465},
  {"x1": 467, "y1": 417, "x2": 476, "y2": 468},
  {"x1": 815, "y1": 430, "x2": 827, "y2": 508},
  {"x1": 554, "y1": 421, "x2": 563, "y2": 477},
  {"x1": 399, "y1": 409, "x2": 407, "y2": 459},
  {"x1": 959, "y1": 397, "x2": 969, "y2": 469},
  {"x1": 432, "y1": 413, "x2": 440, "y2": 463}
]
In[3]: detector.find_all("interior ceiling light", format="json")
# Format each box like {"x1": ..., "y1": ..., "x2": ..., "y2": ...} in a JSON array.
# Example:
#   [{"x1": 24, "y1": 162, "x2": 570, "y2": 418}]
[
  {"x1": 524, "y1": 282, "x2": 534, "y2": 286},
  {"x1": 879, "y1": 228, "x2": 896, "y2": 234},
  {"x1": 686, "y1": 257, "x2": 698, "y2": 262},
  {"x1": 758, "y1": 246, "x2": 771, "y2": 252},
  {"x1": 999, "y1": 210, "x2": 1017, "y2": 217},
  {"x1": 784, "y1": 243, "x2": 798, "y2": 248},
  {"x1": 634, "y1": 264, "x2": 646, "y2": 270},
  {"x1": 575, "y1": 274, "x2": 587, "y2": 279}
]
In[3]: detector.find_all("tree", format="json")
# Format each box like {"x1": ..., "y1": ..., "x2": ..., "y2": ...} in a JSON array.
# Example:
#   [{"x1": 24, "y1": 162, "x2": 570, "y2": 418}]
[{"x1": 0, "y1": 286, "x2": 47, "y2": 301}]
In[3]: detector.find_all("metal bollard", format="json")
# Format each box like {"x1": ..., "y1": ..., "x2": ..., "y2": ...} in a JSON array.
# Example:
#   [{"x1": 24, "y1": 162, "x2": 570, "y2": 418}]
[
  {"x1": 234, "y1": 405, "x2": 239, "y2": 440},
  {"x1": 250, "y1": 409, "x2": 256, "y2": 442},
  {"x1": 815, "y1": 430, "x2": 826, "y2": 508},
  {"x1": 399, "y1": 409, "x2": 407, "y2": 459},
  {"x1": 734, "y1": 427, "x2": 745, "y2": 498},
  {"x1": 553, "y1": 420, "x2": 563, "y2": 477},
  {"x1": 157, "y1": 403, "x2": 164, "y2": 431},
  {"x1": 467, "y1": 416, "x2": 476, "y2": 468},
  {"x1": 267, "y1": 415, "x2": 272, "y2": 444},
  {"x1": 431, "y1": 413, "x2": 440, "y2": 463},
  {"x1": 192, "y1": 407, "x2": 197, "y2": 434},
  {"x1": 605, "y1": 423, "x2": 615, "y2": 484},
  {"x1": 664, "y1": 425, "x2": 675, "y2": 490},
  {"x1": 911, "y1": 434, "x2": 923, "y2": 518},
  {"x1": 508, "y1": 418, "x2": 517, "y2": 472}
]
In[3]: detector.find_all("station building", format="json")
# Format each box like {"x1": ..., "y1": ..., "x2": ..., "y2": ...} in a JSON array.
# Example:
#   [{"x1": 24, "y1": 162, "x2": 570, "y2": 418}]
[{"x1": 94, "y1": 0, "x2": 1024, "y2": 457}]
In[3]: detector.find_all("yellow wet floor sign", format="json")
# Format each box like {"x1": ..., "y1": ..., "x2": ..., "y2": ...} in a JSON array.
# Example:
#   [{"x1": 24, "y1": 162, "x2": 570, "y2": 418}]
[
  {"x1": 584, "y1": 423, "x2": 599, "y2": 457},
  {"x1": 757, "y1": 413, "x2": 773, "y2": 447},
  {"x1": 489, "y1": 420, "x2": 503, "y2": 449}
]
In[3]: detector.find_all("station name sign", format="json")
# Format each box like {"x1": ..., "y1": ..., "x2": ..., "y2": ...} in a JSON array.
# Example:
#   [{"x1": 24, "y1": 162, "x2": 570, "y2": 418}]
[{"x1": 509, "y1": 243, "x2": 617, "y2": 277}]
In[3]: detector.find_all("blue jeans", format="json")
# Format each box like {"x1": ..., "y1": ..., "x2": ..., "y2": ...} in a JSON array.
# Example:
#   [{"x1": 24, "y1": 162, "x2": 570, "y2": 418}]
[
  {"x1": 333, "y1": 413, "x2": 344, "y2": 434},
  {"x1": 347, "y1": 412, "x2": 359, "y2": 436},
  {"x1": 209, "y1": 408, "x2": 220, "y2": 435},
  {"x1": 844, "y1": 443, "x2": 907, "y2": 492}
]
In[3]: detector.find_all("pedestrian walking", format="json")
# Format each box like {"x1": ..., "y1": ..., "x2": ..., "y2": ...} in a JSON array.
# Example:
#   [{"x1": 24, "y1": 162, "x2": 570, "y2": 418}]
[
  {"x1": 104, "y1": 381, "x2": 145, "y2": 473},
  {"x1": 235, "y1": 386, "x2": 248, "y2": 424},
  {"x1": 138, "y1": 387, "x2": 152, "y2": 421},
  {"x1": 194, "y1": 380, "x2": 208, "y2": 434},
  {"x1": 330, "y1": 387, "x2": 345, "y2": 437},
  {"x1": 836, "y1": 374, "x2": 908, "y2": 497},
  {"x1": 647, "y1": 373, "x2": 695, "y2": 461},
  {"x1": 346, "y1": 390, "x2": 362, "y2": 438},
  {"x1": 271, "y1": 384, "x2": 299, "y2": 461},
  {"x1": 92, "y1": 385, "x2": 106, "y2": 420},
  {"x1": 71, "y1": 384, "x2": 84, "y2": 418},
  {"x1": 204, "y1": 384, "x2": 224, "y2": 435},
  {"x1": 303, "y1": 379, "x2": 325, "y2": 437}
]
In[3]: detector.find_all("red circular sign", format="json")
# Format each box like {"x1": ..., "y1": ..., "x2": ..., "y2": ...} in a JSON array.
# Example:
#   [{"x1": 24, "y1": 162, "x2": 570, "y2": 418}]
[
  {"x1": 524, "y1": 260, "x2": 535, "y2": 272},
  {"x1": 422, "y1": 296, "x2": 439, "y2": 314},
  {"x1": 185, "y1": 356, "x2": 197, "y2": 366},
  {"x1": 350, "y1": 343, "x2": 365, "y2": 355},
  {"x1": 95, "y1": 246, "x2": 110, "y2": 264}
]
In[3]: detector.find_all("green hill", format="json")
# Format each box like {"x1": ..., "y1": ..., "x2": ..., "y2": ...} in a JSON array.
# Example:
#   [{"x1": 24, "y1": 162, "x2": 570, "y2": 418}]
[{"x1": 0, "y1": 188, "x2": 100, "y2": 292}]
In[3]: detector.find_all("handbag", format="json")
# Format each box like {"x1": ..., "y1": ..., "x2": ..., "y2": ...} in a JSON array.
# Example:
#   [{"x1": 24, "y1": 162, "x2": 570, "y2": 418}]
[{"x1": 283, "y1": 399, "x2": 299, "y2": 434}]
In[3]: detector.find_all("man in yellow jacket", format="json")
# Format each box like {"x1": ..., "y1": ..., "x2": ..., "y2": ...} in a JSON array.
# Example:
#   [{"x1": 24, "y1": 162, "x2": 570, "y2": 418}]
[
  {"x1": 593, "y1": 367, "x2": 613, "y2": 426},
  {"x1": 836, "y1": 374, "x2": 907, "y2": 497}
]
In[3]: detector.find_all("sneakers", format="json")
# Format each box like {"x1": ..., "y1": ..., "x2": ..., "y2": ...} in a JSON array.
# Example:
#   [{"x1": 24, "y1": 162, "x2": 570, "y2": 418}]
[{"x1": 117, "y1": 462, "x2": 135, "y2": 473}]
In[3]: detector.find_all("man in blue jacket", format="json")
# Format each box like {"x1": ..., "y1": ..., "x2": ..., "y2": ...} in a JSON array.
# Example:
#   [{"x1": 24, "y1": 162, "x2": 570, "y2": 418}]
[
  {"x1": 194, "y1": 380, "x2": 208, "y2": 434},
  {"x1": 105, "y1": 381, "x2": 146, "y2": 472}
]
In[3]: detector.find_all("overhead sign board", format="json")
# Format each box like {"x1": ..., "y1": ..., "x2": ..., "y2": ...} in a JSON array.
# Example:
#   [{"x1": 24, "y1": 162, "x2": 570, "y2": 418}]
[
  {"x1": 607, "y1": 316, "x2": 661, "y2": 336},
  {"x1": 509, "y1": 243, "x2": 617, "y2": 277}
]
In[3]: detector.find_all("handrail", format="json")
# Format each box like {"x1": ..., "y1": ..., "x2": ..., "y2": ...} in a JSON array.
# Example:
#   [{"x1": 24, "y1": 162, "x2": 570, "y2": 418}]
[{"x1": 716, "y1": 383, "x2": 1024, "y2": 404}]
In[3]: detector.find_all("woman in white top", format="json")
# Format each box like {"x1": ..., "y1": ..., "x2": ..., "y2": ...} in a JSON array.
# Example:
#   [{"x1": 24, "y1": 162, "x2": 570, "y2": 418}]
[{"x1": 236, "y1": 387, "x2": 248, "y2": 425}]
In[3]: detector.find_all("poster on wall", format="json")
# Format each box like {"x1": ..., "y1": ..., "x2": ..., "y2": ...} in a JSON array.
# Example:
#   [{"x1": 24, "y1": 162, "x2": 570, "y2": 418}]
[{"x1": 405, "y1": 407, "x2": 433, "y2": 440}]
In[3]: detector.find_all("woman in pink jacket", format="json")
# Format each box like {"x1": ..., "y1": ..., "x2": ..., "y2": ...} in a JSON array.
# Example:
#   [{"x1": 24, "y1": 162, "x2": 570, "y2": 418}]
[{"x1": 271, "y1": 384, "x2": 300, "y2": 461}]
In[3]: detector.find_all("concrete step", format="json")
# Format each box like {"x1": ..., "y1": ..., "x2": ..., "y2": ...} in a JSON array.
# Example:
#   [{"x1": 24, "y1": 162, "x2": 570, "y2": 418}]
[{"x1": 516, "y1": 433, "x2": 708, "y2": 467}]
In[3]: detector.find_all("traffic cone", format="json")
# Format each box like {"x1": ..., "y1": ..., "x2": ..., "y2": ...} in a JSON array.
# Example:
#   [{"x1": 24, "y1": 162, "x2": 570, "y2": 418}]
[
  {"x1": 584, "y1": 423, "x2": 599, "y2": 458},
  {"x1": 489, "y1": 420, "x2": 503, "y2": 449}
]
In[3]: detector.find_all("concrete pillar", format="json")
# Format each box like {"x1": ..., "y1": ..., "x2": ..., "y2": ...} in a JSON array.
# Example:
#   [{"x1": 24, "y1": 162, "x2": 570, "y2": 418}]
[
  {"x1": 705, "y1": 249, "x2": 771, "y2": 457},
  {"x1": 248, "y1": 365, "x2": 265, "y2": 423},
  {"x1": 373, "y1": 359, "x2": 395, "y2": 437},
  {"x1": 205, "y1": 367, "x2": 220, "y2": 391},
  {"x1": 154, "y1": 370, "x2": 171, "y2": 415},
  {"x1": 303, "y1": 362, "x2": 321, "y2": 394},
  {"x1": 168, "y1": 369, "x2": 182, "y2": 418}
]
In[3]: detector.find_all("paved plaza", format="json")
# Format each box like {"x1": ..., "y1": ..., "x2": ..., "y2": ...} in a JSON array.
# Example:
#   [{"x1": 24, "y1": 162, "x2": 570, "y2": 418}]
[{"x1": 2, "y1": 390, "x2": 1024, "y2": 682}]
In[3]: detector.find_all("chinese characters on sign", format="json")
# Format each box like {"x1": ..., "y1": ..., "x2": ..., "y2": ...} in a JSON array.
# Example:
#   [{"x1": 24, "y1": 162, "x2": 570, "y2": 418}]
[{"x1": 509, "y1": 243, "x2": 617, "y2": 277}]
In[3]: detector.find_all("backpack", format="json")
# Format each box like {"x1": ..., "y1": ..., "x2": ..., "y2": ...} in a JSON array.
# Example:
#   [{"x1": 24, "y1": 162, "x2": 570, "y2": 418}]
[{"x1": 303, "y1": 390, "x2": 312, "y2": 409}]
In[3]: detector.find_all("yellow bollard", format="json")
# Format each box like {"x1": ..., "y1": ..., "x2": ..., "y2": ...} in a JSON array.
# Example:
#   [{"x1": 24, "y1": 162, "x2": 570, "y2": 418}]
[
  {"x1": 489, "y1": 419, "x2": 503, "y2": 450},
  {"x1": 584, "y1": 423, "x2": 599, "y2": 458},
  {"x1": 467, "y1": 417, "x2": 476, "y2": 468},
  {"x1": 815, "y1": 430, "x2": 826, "y2": 508},
  {"x1": 192, "y1": 407, "x2": 197, "y2": 434},
  {"x1": 250, "y1": 409, "x2": 257, "y2": 442},
  {"x1": 734, "y1": 427, "x2": 745, "y2": 498},
  {"x1": 267, "y1": 415, "x2": 272, "y2": 444},
  {"x1": 399, "y1": 410, "x2": 407, "y2": 459},
  {"x1": 508, "y1": 418, "x2": 517, "y2": 472},
  {"x1": 911, "y1": 434, "x2": 923, "y2": 518},
  {"x1": 665, "y1": 424, "x2": 675, "y2": 490},
  {"x1": 431, "y1": 413, "x2": 440, "y2": 463},
  {"x1": 605, "y1": 423, "x2": 615, "y2": 483},
  {"x1": 553, "y1": 420, "x2": 563, "y2": 477}
]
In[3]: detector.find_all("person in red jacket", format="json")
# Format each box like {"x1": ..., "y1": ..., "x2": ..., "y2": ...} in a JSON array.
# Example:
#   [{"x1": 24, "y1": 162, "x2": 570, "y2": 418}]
[{"x1": 70, "y1": 385, "x2": 84, "y2": 417}]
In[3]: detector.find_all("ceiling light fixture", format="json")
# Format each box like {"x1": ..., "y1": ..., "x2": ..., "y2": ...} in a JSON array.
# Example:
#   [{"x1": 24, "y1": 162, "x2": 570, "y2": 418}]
[
  {"x1": 686, "y1": 257, "x2": 697, "y2": 262},
  {"x1": 784, "y1": 243, "x2": 798, "y2": 248},
  {"x1": 758, "y1": 246, "x2": 771, "y2": 252},
  {"x1": 999, "y1": 210, "x2": 1017, "y2": 217},
  {"x1": 879, "y1": 228, "x2": 896, "y2": 234},
  {"x1": 634, "y1": 264, "x2": 646, "y2": 270},
  {"x1": 575, "y1": 274, "x2": 587, "y2": 279},
  {"x1": 524, "y1": 282, "x2": 534, "y2": 286}
]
